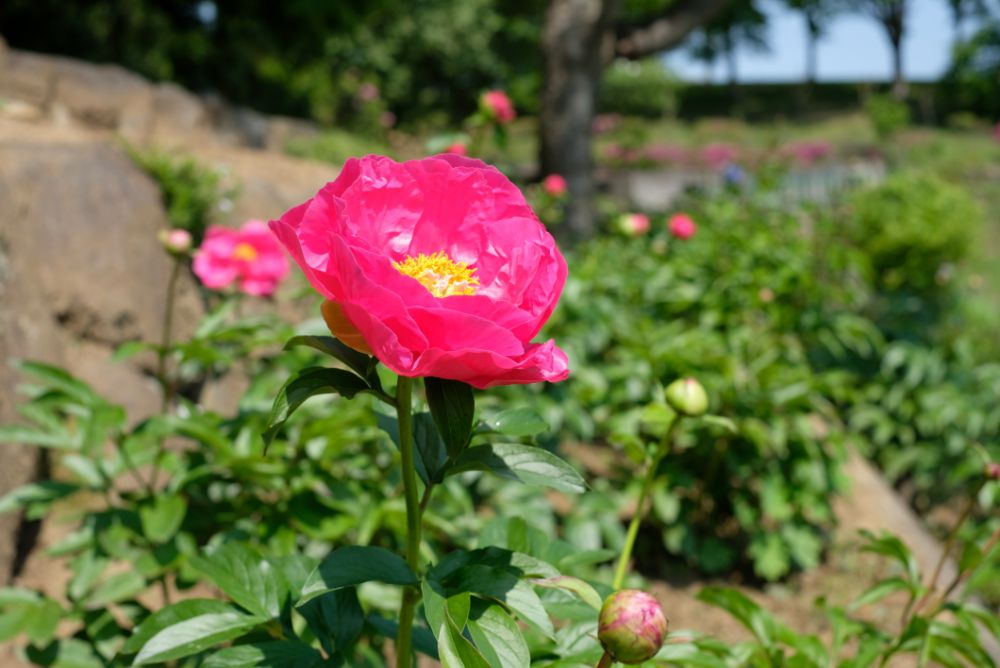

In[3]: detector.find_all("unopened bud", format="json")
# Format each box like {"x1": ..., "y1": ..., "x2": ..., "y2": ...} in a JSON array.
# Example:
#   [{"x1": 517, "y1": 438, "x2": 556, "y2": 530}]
[
  {"x1": 986, "y1": 462, "x2": 1000, "y2": 481},
  {"x1": 598, "y1": 590, "x2": 668, "y2": 664},
  {"x1": 664, "y1": 377, "x2": 708, "y2": 417},
  {"x1": 159, "y1": 228, "x2": 192, "y2": 255}
]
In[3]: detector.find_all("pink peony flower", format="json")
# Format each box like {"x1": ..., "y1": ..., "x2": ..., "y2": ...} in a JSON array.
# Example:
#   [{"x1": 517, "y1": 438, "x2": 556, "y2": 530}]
[
  {"x1": 356, "y1": 82, "x2": 380, "y2": 103},
  {"x1": 701, "y1": 143, "x2": 740, "y2": 169},
  {"x1": 193, "y1": 220, "x2": 289, "y2": 296},
  {"x1": 158, "y1": 228, "x2": 192, "y2": 255},
  {"x1": 445, "y1": 142, "x2": 468, "y2": 156},
  {"x1": 668, "y1": 213, "x2": 697, "y2": 240},
  {"x1": 481, "y1": 90, "x2": 516, "y2": 124},
  {"x1": 542, "y1": 174, "x2": 567, "y2": 197},
  {"x1": 617, "y1": 213, "x2": 650, "y2": 237},
  {"x1": 269, "y1": 154, "x2": 569, "y2": 389}
]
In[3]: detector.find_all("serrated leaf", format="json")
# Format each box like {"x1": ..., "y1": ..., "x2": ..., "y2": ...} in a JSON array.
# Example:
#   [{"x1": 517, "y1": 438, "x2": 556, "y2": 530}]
[
  {"x1": 298, "y1": 546, "x2": 416, "y2": 605},
  {"x1": 425, "y1": 377, "x2": 474, "y2": 458},
  {"x1": 264, "y1": 367, "x2": 371, "y2": 444},
  {"x1": 447, "y1": 443, "x2": 585, "y2": 493}
]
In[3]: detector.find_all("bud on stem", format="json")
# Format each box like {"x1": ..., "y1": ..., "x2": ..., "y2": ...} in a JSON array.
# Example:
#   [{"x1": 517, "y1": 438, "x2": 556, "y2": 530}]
[
  {"x1": 598, "y1": 590, "x2": 669, "y2": 664},
  {"x1": 664, "y1": 377, "x2": 708, "y2": 417}
]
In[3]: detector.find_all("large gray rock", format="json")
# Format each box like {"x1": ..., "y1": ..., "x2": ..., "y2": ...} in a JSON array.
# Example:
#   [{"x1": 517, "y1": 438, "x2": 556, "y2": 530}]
[{"x1": 0, "y1": 119, "x2": 203, "y2": 582}]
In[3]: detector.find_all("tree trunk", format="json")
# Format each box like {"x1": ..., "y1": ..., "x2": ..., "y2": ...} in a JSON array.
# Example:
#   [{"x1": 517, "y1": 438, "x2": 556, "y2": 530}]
[
  {"x1": 805, "y1": 12, "x2": 818, "y2": 86},
  {"x1": 890, "y1": 32, "x2": 906, "y2": 99},
  {"x1": 540, "y1": 0, "x2": 617, "y2": 242}
]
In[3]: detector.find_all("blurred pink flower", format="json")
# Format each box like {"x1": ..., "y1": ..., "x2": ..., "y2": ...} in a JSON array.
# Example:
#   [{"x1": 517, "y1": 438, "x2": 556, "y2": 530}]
[
  {"x1": 701, "y1": 143, "x2": 740, "y2": 169},
  {"x1": 379, "y1": 111, "x2": 397, "y2": 128},
  {"x1": 445, "y1": 142, "x2": 468, "y2": 156},
  {"x1": 644, "y1": 143, "x2": 689, "y2": 164},
  {"x1": 193, "y1": 220, "x2": 289, "y2": 296},
  {"x1": 357, "y1": 82, "x2": 380, "y2": 103},
  {"x1": 542, "y1": 174, "x2": 567, "y2": 197},
  {"x1": 269, "y1": 154, "x2": 569, "y2": 389},
  {"x1": 481, "y1": 90, "x2": 516, "y2": 124},
  {"x1": 617, "y1": 213, "x2": 650, "y2": 236},
  {"x1": 668, "y1": 213, "x2": 697, "y2": 240},
  {"x1": 782, "y1": 140, "x2": 832, "y2": 166},
  {"x1": 592, "y1": 113, "x2": 622, "y2": 135},
  {"x1": 158, "y1": 228, "x2": 192, "y2": 255}
]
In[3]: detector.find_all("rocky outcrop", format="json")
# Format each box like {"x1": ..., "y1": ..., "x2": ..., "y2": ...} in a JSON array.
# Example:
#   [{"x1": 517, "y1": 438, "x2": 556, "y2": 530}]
[{"x1": 0, "y1": 37, "x2": 317, "y2": 150}]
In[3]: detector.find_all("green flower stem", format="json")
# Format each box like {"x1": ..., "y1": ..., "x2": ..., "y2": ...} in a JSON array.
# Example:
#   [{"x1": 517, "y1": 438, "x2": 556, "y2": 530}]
[
  {"x1": 612, "y1": 419, "x2": 679, "y2": 591},
  {"x1": 395, "y1": 375, "x2": 421, "y2": 668},
  {"x1": 148, "y1": 257, "x2": 183, "y2": 493},
  {"x1": 596, "y1": 651, "x2": 614, "y2": 668}
]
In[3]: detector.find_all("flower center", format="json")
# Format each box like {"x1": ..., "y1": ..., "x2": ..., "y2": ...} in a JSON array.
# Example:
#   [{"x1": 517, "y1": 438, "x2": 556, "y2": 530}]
[
  {"x1": 393, "y1": 251, "x2": 479, "y2": 298},
  {"x1": 232, "y1": 242, "x2": 258, "y2": 262}
]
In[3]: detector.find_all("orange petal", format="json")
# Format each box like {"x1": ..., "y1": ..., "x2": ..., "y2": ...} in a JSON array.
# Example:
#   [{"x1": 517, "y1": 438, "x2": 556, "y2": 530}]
[{"x1": 321, "y1": 300, "x2": 372, "y2": 354}]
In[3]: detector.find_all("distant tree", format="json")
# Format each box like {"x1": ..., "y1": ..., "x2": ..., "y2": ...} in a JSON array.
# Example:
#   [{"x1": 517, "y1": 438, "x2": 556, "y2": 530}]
[
  {"x1": 700, "y1": 0, "x2": 769, "y2": 87},
  {"x1": 945, "y1": 0, "x2": 987, "y2": 48},
  {"x1": 786, "y1": 0, "x2": 838, "y2": 84},
  {"x1": 850, "y1": 0, "x2": 909, "y2": 98},
  {"x1": 540, "y1": 0, "x2": 731, "y2": 240}
]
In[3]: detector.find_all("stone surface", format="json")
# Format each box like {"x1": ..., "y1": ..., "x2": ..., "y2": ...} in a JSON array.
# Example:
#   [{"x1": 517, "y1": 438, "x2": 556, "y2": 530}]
[{"x1": 0, "y1": 118, "x2": 204, "y2": 585}]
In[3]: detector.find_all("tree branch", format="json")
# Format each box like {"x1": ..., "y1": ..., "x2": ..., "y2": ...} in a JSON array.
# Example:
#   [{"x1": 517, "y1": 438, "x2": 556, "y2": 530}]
[{"x1": 615, "y1": 0, "x2": 732, "y2": 59}]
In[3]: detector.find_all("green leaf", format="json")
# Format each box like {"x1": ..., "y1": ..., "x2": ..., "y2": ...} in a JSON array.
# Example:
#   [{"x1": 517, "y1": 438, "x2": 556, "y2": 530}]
[
  {"x1": 0, "y1": 425, "x2": 73, "y2": 450},
  {"x1": 15, "y1": 361, "x2": 100, "y2": 405},
  {"x1": 480, "y1": 408, "x2": 549, "y2": 437},
  {"x1": 139, "y1": 495, "x2": 188, "y2": 544},
  {"x1": 850, "y1": 577, "x2": 911, "y2": 610},
  {"x1": 25, "y1": 638, "x2": 104, "y2": 668},
  {"x1": 297, "y1": 587, "x2": 365, "y2": 658},
  {"x1": 123, "y1": 599, "x2": 242, "y2": 654},
  {"x1": 466, "y1": 600, "x2": 531, "y2": 668},
  {"x1": 202, "y1": 641, "x2": 324, "y2": 668},
  {"x1": 425, "y1": 377, "x2": 475, "y2": 458},
  {"x1": 438, "y1": 603, "x2": 492, "y2": 668},
  {"x1": 858, "y1": 530, "x2": 920, "y2": 585},
  {"x1": 298, "y1": 546, "x2": 417, "y2": 605},
  {"x1": 447, "y1": 443, "x2": 585, "y2": 493},
  {"x1": 697, "y1": 414, "x2": 738, "y2": 433},
  {"x1": 86, "y1": 570, "x2": 146, "y2": 607},
  {"x1": 284, "y1": 335, "x2": 374, "y2": 380},
  {"x1": 530, "y1": 576, "x2": 602, "y2": 610},
  {"x1": 131, "y1": 603, "x2": 265, "y2": 665},
  {"x1": 414, "y1": 413, "x2": 451, "y2": 483},
  {"x1": 749, "y1": 532, "x2": 790, "y2": 581},
  {"x1": 697, "y1": 587, "x2": 776, "y2": 647},
  {"x1": 264, "y1": 366, "x2": 371, "y2": 444},
  {"x1": 437, "y1": 564, "x2": 554, "y2": 638},
  {"x1": 0, "y1": 482, "x2": 79, "y2": 515},
  {"x1": 189, "y1": 543, "x2": 283, "y2": 619}
]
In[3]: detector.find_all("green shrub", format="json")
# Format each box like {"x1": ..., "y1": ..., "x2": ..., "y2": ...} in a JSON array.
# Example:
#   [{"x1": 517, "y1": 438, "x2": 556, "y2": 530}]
[
  {"x1": 864, "y1": 93, "x2": 910, "y2": 140},
  {"x1": 846, "y1": 171, "x2": 978, "y2": 295},
  {"x1": 285, "y1": 129, "x2": 391, "y2": 166},
  {"x1": 599, "y1": 58, "x2": 682, "y2": 118}
]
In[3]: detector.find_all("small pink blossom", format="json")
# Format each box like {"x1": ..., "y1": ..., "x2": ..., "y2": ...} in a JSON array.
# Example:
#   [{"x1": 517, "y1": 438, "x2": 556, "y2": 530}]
[
  {"x1": 481, "y1": 90, "x2": 516, "y2": 124},
  {"x1": 379, "y1": 111, "x2": 397, "y2": 128},
  {"x1": 617, "y1": 213, "x2": 650, "y2": 237},
  {"x1": 445, "y1": 142, "x2": 468, "y2": 156},
  {"x1": 668, "y1": 213, "x2": 697, "y2": 240},
  {"x1": 193, "y1": 220, "x2": 289, "y2": 296},
  {"x1": 158, "y1": 228, "x2": 192, "y2": 255},
  {"x1": 542, "y1": 174, "x2": 567, "y2": 197},
  {"x1": 592, "y1": 113, "x2": 622, "y2": 135},
  {"x1": 644, "y1": 143, "x2": 689, "y2": 164}
]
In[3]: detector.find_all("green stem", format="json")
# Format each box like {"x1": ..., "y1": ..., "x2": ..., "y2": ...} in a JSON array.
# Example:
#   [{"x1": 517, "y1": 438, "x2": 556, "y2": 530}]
[
  {"x1": 596, "y1": 651, "x2": 614, "y2": 668},
  {"x1": 149, "y1": 258, "x2": 182, "y2": 493},
  {"x1": 612, "y1": 419, "x2": 679, "y2": 590},
  {"x1": 395, "y1": 376, "x2": 421, "y2": 668}
]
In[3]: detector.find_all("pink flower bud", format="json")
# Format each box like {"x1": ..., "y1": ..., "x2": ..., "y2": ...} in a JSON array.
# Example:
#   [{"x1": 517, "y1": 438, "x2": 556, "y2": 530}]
[
  {"x1": 481, "y1": 90, "x2": 516, "y2": 124},
  {"x1": 664, "y1": 377, "x2": 708, "y2": 416},
  {"x1": 542, "y1": 174, "x2": 567, "y2": 197},
  {"x1": 158, "y1": 228, "x2": 192, "y2": 255},
  {"x1": 598, "y1": 590, "x2": 668, "y2": 664},
  {"x1": 668, "y1": 213, "x2": 697, "y2": 240},
  {"x1": 617, "y1": 213, "x2": 650, "y2": 237},
  {"x1": 986, "y1": 462, "x2": 1000, "y2": 481}
]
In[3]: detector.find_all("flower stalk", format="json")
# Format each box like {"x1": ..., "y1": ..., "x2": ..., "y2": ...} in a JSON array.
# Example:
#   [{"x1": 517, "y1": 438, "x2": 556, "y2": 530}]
[
  {"x1": 395, "y1": 376, "x2": 421, "y2": 668},
  {"x1": 612, "y1": 418, "x2": 679, "y2": 590},
  {"x1": 596, "y1": 651, "x2": 614, "y2": 668}
]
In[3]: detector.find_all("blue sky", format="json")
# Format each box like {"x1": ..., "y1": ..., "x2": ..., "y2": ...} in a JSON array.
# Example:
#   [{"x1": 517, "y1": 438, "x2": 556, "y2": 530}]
[{"x1": 663, "y1": 0, "x2": 965, "y2": 83}]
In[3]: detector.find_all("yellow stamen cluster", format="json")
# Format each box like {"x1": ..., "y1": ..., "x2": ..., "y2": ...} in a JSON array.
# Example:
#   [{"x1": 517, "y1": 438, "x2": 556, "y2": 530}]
[
  {"x1": 231, "y1": 242, "x2": 259, "y2": 261},
  {"x1": 393, "y1": 251, "x2": 480, "y2": 298}
]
